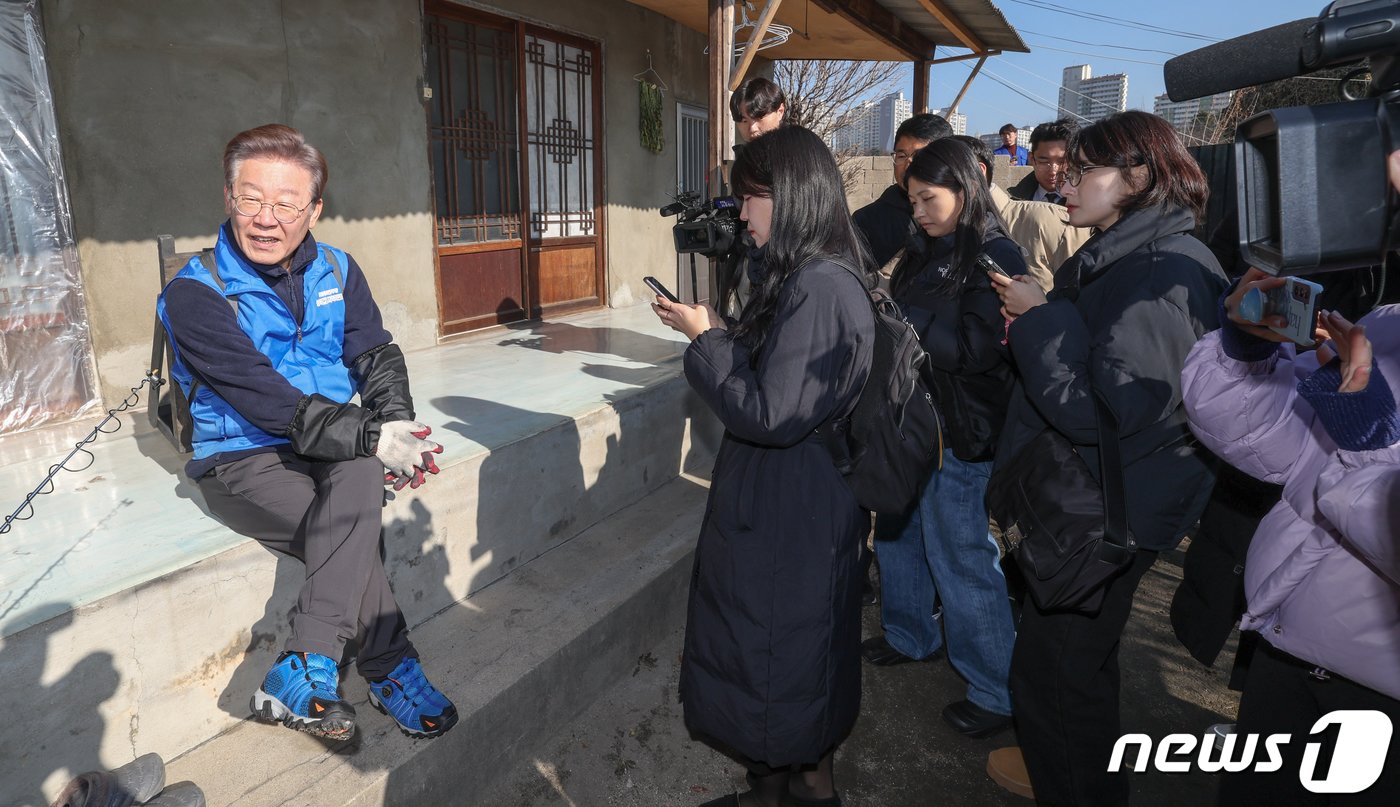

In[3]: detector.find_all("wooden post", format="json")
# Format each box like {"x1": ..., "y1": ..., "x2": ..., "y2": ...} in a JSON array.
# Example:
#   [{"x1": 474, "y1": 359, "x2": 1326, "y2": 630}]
[
  {"x1": 729, "y1": 0, "x2": 783, "y2": 93},
  {"x1": 708, "y1": 0, "x2": 734, "y2": 197},
  {"x1": 707, "y1": 0, "x2": 735, "y2": 303},
  {"x1": 947, "y1": 54, "x2": 988, "y2": 116},
  {"x1": 912, "y1": 59, "x2": 929, "y2": 114}
]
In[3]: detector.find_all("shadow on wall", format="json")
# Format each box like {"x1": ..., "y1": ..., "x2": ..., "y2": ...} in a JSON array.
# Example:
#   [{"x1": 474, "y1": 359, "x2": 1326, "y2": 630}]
[{"x1": 0, "y1": 606, "x2": 120, "y2": 807}]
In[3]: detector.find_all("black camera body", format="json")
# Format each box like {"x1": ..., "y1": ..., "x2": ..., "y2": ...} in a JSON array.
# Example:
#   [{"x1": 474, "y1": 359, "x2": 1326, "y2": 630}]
[
  {"x1": 1167, "y1": 0, "x2": 1400, "y2": 276},
  {"x1": 661, "y1": 192, "x2": 743, "y2": 261}
]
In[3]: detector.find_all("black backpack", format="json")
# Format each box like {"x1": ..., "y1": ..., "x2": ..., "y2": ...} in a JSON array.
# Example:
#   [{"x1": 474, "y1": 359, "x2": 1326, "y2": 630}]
[{"x1": 818, "y1": 257, "x2": 943, "y2": 514}]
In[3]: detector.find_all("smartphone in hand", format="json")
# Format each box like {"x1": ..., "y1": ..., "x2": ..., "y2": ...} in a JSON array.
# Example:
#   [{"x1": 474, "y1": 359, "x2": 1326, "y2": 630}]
[
  {"x1": 976, "y1": 252, "x2": 1013, "y2": 279},
  {"x1": 644, "y1": 275, "x2": 681, "y2": 303},
  {"x1": 1238, "y1": 276, "x2": 1324, "y2": 345}
]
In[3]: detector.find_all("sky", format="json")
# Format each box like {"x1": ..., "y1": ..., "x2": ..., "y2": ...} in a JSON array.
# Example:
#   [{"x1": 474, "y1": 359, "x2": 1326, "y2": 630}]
[{"x1": 906, "y1": 0, "x2": 1332, "y2": 138}]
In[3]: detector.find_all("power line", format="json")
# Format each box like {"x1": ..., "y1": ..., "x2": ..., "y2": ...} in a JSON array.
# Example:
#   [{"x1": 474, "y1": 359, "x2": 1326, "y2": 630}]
[
  {"x1": 1019, "y1": 28, "x2": 1179, "y2": 57},
  {"x1": 990, "y1": 60, "x2": 1213, "y2": 145},
  {"x1": 973, "y1": 63, "x2": 1211, "y2": 145},
  {"x1": 1004, "y1": 0, "x2": 1220, "y2": 43},
  {"x1": 1023, "y1": 42, "x2": 1167, "y2": 67},
  {"x1": 996, "y1": 60, "x2": 1127, "y2": 117}
]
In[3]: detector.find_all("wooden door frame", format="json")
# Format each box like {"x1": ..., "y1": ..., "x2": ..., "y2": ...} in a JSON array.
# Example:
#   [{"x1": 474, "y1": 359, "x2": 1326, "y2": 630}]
[
  {"x1": 519, "y1": 22, "x2": 607, "y2": 320},
  {"x1": 423, "y1": 1, "x2": 607, "y2": 336}
]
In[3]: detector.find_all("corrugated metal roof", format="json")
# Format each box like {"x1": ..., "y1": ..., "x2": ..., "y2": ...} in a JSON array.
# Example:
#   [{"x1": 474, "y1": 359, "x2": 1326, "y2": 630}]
[
  {"x1": 624, "y1": 0, "x2": 1027, "y2": 61},
  {"x1": 882, "y1": 0, "x2": 1029, "y2": 54}
]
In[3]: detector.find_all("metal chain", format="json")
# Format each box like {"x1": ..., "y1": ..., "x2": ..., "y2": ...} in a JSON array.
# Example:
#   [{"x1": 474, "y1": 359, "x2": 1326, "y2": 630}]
[{"x1": 1, "y1": 373, "x2": 165, "y2": 535}]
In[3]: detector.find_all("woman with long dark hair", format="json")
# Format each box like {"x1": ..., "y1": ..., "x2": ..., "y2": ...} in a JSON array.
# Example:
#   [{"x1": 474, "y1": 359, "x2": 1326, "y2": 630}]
[
  {"x1": 864, "y1": 139, "x2": 1022, "y2": 737},
  {"x1": 653, "y1": 125, "x2": 874, "y2": 807},
  {"x1": 988, "y1": 110, "x2": 1228, "y2": 804}
]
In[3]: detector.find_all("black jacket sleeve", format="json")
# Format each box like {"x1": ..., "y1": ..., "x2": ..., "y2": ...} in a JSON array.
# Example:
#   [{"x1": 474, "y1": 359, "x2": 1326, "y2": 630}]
[
  {"x1": 1008, "y1": 255, "x2": 1222, "y2": 444},
  {"x1": 683, "y1": 262, "x2": 873, "y2": 447},
  {"x1": 286, "y1": 394, "x2": 381, "y2": 460},
  {"x1": 921, "y1": 239, "x2": 1026, "y2": 374},
  {"x1": 351, "y1": 343, "x2": 414, "y2": 422},
  {"x1": 339, "y1": 253, "x2": 395, "y2": 363}
]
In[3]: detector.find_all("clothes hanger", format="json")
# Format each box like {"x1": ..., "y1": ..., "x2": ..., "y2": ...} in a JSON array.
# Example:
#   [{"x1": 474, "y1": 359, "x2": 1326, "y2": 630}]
[{"x1": 632, "y1": 49, "x2": 668, "y2": 95}]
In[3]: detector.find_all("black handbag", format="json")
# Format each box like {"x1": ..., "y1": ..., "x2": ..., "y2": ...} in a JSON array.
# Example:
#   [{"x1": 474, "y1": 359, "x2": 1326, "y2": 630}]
[{"x1": 986, "y1": 387, "x2": 1136, "y2": 615}]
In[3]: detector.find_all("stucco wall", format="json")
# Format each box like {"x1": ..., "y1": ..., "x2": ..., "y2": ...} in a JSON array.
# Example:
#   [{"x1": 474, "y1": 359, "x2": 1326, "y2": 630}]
[
  {"x1": 42, "y1": 0, "x2": 715, "y2": 409},
  {"x1": 42, "y1": 0, "x2": 436, "y2": 408}
]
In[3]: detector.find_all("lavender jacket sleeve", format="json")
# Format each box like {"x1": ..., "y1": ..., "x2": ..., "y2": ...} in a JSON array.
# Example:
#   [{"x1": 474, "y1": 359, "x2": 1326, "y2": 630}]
[
  {"x1": 1183, "y1": 326, "x2": 1400, "y2": 584},
  {"x1": 1180, "y1": 331, "x2": 1319, "y2": 485}
]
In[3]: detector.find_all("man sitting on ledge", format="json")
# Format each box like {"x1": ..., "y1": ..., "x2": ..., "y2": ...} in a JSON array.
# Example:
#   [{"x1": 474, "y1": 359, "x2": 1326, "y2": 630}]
[{"x1": 157, "y1": 124, "x2": 454, "y2": 742}]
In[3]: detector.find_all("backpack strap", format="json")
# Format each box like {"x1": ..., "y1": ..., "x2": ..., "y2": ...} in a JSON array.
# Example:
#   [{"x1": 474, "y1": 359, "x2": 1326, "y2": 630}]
[
  {"x1": 196, "y1": 248, "x2": 238, "y2": 314},
  {"x1": 811, "y1": 252, "x2": 878, "y2": 449},
  {"x1": 321, "y1": 246, "x2": 344, "y2": 289}
]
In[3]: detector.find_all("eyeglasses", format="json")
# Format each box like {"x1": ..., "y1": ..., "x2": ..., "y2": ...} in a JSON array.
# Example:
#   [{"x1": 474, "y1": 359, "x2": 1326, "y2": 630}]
[
  {"x1": 891, "y1": 151, "x2": 915, "y2": 164},
  {"x1": 230, "y1": 194, "x2": 315, "y2": 224},
  {"x1": 1062, "y1": 164, "x2": 1108, "y2": 188}
]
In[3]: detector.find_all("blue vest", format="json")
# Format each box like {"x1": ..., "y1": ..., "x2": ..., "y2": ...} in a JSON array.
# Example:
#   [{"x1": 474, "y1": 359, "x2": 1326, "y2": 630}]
[{"x1": 156, "y1": 230, "x2": 354, "y2": 460}]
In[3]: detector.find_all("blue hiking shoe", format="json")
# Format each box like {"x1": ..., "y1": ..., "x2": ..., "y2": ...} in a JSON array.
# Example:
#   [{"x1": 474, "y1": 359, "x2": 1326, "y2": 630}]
[
  {"x1": 367, "y1": 656, "x2": 458, "y2": 738},
  {"x1": 250, "y1": 651, "x2": 356, "y2": 740}
]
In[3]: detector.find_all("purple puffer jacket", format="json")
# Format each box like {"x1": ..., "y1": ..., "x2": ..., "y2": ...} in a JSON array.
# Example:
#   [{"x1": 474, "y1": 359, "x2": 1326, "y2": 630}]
[{"x1": 1181, "y1": 306, "x2": 1400, "y2": 700}]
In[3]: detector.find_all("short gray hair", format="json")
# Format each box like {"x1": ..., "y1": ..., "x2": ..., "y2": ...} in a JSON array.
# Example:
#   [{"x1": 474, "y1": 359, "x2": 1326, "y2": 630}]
[{"x1": 223, "y1": 124, "x2": 328, "y2": 201}]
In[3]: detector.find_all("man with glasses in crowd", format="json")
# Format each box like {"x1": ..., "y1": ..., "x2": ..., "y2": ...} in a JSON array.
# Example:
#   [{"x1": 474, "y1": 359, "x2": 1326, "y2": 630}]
[
  {"x1": 157, "y1": 124, "x2": 455, "y2": 743},
  {"x1": 853, "y1": 112, "x2": 955, "y2": 269},
  {"x1": 1009, "y1": 119, "x2": 1076, "y2": 204}
]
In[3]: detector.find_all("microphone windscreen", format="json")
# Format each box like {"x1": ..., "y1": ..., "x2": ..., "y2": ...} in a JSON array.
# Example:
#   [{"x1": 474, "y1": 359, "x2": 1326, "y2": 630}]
[{"x1": 1164, "y1": 18, "x2": 1315, "y2": 102}]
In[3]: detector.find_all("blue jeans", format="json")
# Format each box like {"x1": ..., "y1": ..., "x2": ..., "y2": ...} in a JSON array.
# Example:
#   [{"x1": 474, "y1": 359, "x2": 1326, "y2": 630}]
[{"x1": 874, "y1": 448, "x2": 1015, "y2": 715}]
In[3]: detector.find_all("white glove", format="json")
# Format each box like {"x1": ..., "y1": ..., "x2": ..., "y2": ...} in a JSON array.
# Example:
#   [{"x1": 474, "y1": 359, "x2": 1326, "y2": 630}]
[{"x1": 375, "y1": 420, "x2": 443, "y2": 490}]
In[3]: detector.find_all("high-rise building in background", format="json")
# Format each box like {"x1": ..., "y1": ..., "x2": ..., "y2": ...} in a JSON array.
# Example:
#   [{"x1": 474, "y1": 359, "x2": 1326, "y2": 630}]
[
  {"x1": 931, "y1": 107, "x2": 968, "y2": 137},
  {"x1": 1059, "y1": 65, "x2": 1128, "y2": 124},
  {"x1": 1153, "y1": 91, "x2": 1233, "y2": 135},
  {"x1": 829, "y1": 91, "x2": 912, "y2": 154}
]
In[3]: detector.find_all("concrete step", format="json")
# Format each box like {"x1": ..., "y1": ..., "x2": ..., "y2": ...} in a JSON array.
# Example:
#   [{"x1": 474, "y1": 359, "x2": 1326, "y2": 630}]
[
  {"x1": 163, "y1": 471, "x2": 707, "y2": 806},
  {"x1": 0, "y1": 314, "x2": 721, "y2": 807}
]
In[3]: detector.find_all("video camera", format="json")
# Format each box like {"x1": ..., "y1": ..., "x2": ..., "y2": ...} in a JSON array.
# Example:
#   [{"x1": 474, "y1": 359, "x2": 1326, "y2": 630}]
[
  {"x1": 1165, "y1": 0, "x2": 1400, "y2": 277},
  {"x1": 660, "y1": 192, "x2": 744, "y2": 261}
]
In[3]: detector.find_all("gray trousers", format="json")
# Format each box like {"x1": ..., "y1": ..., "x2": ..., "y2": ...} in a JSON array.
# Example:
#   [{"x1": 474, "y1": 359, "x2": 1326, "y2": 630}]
[{"x1": 197, "y1": 452, "x2": 414, "y2": 680}]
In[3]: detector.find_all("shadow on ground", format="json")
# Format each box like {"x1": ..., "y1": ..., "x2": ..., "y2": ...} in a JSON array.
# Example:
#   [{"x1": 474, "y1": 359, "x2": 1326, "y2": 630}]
[{"x1": 487, "y1": 548, "x2": 1242, "y2": 806}]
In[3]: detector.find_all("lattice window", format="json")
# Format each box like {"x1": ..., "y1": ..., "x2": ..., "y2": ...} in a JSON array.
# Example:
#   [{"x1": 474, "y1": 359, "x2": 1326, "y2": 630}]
[
  {"x1": 426, "y1": 18, "x2": 521, "y2": 246},
  {"x1": 525, "y1": 35, "x2": 597, "y2": 239}
]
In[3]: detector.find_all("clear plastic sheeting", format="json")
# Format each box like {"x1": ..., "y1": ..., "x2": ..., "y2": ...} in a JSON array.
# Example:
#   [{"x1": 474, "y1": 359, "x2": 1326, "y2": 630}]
[{"x1": 0, "y1": 0, "x2": 95, "y2": 434}]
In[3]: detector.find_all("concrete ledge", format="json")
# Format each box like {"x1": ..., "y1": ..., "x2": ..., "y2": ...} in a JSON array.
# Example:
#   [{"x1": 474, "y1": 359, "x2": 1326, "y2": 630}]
[
  {"x1": 162, "y1": 472, "x2": 707, "y2": 806},
  {"x1": 0, "y1": 365, "x2": 720, "y2": 806}
]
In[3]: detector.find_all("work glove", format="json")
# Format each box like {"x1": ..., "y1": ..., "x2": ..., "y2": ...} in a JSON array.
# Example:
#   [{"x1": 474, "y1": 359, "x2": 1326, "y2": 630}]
[{"x1": 375, "y1": 420, "x2": 444, "y2": 490}]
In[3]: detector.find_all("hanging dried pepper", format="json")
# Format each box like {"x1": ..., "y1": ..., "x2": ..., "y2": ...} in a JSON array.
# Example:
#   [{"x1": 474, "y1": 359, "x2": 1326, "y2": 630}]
[{"x1": 640, "y1": 81, "x2": 664, "y2": 154}]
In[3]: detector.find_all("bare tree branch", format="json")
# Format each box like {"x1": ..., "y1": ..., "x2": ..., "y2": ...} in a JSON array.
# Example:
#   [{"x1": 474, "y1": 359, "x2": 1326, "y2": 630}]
[{"x1": 772, "y1": 60, "x2": 904, "y2": 189}]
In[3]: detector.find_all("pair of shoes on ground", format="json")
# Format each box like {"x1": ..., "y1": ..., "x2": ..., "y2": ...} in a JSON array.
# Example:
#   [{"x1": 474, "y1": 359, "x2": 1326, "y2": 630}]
[
  {"x1": 252, "y1": 652, "x2": 457, "y2": 741},
  {"x1": 859, "y1": 634, "x2": 942, "y2": 667},
  {"x1": 49, "y1": 752, "x2": 205, "y2": 807}
]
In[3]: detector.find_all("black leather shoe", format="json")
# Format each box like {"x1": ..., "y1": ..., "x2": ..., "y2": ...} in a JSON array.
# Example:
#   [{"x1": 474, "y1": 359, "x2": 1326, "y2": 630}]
[
  {"x1": 860, "y1": 635, "x2": 938, "y2": 666},
  {"x1": 942, "y1": 699, "x2": 1013, "y2": 738}
]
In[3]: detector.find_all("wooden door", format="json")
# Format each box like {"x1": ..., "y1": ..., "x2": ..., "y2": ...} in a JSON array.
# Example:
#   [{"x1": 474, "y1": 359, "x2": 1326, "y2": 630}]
[
  {"x1": 424, "y1": 3, "x2": 605, "y2": 335},
  {"x1": 522, "y1": 28, "x2": 605, "y2": 317}
]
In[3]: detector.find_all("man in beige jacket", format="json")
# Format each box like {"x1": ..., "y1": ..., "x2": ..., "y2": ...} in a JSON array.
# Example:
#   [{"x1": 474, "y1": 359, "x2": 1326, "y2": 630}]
[{"x1": 953, "y1": 135, "x2": 1089, "y2": 291}]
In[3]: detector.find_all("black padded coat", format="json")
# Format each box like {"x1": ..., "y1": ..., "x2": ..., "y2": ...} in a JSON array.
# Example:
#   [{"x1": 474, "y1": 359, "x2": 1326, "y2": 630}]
[
  {"x1": 995, "y1": 205, "x2": 1229, "y2": 551},
  {"x1": 679, "y1": 258, "x2": 874, "y2": 766}
]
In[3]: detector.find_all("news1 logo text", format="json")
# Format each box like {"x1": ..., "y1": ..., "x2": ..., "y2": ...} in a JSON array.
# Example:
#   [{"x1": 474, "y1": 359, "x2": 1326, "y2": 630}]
[{"x1": 1108, "y1": 710, "x2": 1393, "y2": 794}]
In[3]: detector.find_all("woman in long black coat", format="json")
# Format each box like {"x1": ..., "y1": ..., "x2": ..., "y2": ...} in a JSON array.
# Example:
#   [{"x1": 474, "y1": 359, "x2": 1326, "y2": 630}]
[{"x1": 653, "y1": 125, "x2": 875, "y2": 807}]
